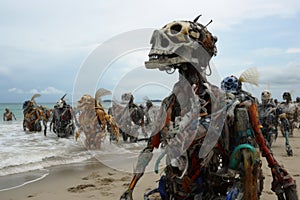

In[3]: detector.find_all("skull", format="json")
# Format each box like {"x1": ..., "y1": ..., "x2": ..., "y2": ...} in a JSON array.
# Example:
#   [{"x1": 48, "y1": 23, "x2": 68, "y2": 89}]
[
  {"x1": 56, "y1": 99, "x2": 65, "y2": 109},
  {"x1": 145, "y1": 20, "x2": 217, "y2": 73},
  {"x1": 283, "y1": 92, "x2": 292, "y2": 102},
  {"x1": 261, "y1": 90, "x2": 271, "y2": 102},
  {"x1": 121, "y1": 93, "x2": 133, "y2": 104}
]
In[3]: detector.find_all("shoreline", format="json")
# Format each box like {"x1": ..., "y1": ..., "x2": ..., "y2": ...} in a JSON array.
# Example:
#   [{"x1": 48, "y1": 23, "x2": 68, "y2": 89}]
[
  {"x1": 0, "y1": 169, "x2": 49, "y2": 191},
  {"x1": 0, "y1": 158, "x2": 100, "y2": 192},
  {"x1": 1, "y1": 134, "x2": 300, "y2": 200}
]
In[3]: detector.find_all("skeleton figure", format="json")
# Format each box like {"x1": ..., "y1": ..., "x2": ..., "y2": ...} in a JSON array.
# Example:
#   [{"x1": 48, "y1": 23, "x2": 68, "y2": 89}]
[
  {"x1": 277, "y1": 92, "x2": 296, "y2": 156},
  {"x1": 258, "y1": 90, "x2": 278, "y2": 147},
  {"x1": 220, "y1": 73, "x2": 265, "y2": 199},
  {"x1": 120, "y1": 17, "x2": 298, "y2": 200},
  {"x1": 3, "y1": 108, "x2": 16, "y2": 121},
  {"x1": 278, "y1": 92, "x2": 297, "y2": 136},
  {"x1": 120, "y1": 17, "x2": 221, "y2": 200},
  {"x1": 75, "y1": 88, "x2": 119, "y2": 149},
  {"x1": 109, "y1": 93, "x2": 147, "y2": 142},
  {"x1": 51, "y1": 94, "x2": 75, "y2": 138},
  {"x1": 22, "y1": 94, "x2": 46, "y2": 133}
]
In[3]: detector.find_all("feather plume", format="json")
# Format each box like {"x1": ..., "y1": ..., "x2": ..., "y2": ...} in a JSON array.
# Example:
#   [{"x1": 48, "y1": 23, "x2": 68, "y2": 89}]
[
  {"x1": 95, "y1": 88, "x2": 112, "y2": 101},
  {"x1": 239, "y1": 67, "x2": 259, "y2": 86},
  {"x1": 31, "y1": 93, "x2": 41, "y2": 101}
]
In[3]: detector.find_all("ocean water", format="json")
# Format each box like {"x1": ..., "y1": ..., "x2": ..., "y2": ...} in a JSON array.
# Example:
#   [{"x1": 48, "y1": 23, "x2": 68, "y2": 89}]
[{"x1": 0, "y1": 102, "x2": 152, "y2": 191}]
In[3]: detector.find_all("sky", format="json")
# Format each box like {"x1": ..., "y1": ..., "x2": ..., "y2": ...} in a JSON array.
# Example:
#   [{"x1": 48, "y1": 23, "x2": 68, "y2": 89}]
[{"x1": 1, "y1": 0, "x2": 300, "y2": 104}]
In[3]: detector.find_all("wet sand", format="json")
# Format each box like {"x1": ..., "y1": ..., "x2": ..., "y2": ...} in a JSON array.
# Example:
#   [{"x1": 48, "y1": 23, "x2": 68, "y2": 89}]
[{"x1": 1, "y1": 131, "x2": 300, "y2": 200}]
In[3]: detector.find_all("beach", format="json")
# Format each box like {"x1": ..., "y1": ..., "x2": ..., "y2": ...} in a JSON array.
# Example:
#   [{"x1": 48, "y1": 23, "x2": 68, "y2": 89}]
[
  {"x1": 1, "y1": 131, "x2": 300, "y2": 200},
  {"x1": 0, "y1": 158, "x2": 160, "y2": 200}
]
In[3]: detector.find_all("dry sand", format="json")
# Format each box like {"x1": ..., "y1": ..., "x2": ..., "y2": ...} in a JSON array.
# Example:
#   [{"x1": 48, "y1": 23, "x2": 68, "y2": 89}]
[{"x1": 1, "y1": 130, "x2": 300, "y2": 200}]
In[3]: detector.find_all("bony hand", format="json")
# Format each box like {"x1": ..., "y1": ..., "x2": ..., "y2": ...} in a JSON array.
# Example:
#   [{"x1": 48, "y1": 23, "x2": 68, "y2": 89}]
[{"x1": 120, "y1": 189, "x2": 133, "y2": 200}]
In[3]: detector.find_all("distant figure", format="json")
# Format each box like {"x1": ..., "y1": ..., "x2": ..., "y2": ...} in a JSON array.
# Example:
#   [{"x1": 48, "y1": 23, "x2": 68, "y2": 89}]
[
  {"x1": 258, "y1": 90, "x2": 278, "y2": 147},
  {"x1": 51, "y1": 94, "x2": 75, "y2": 138},
  {"x1": 278, "y1": 92, "x2": 297, "y2": 137},
  {"x1": 3, "y1": 108, "x2": 16, "y2": 121}
]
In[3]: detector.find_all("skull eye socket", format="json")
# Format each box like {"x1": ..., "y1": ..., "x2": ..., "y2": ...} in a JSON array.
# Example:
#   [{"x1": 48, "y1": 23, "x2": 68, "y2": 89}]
[
  {"x1": 170, "y1": 24, "x2": 182, "y2": 34},
  {"x1": 161, "y1": 38, "x2": 169, "y2": 47}
]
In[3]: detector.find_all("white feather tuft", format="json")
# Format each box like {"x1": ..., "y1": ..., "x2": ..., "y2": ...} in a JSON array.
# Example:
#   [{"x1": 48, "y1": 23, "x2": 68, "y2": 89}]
[{"x1": 239, "y1": 67, "x2": 259, "y2": 86}]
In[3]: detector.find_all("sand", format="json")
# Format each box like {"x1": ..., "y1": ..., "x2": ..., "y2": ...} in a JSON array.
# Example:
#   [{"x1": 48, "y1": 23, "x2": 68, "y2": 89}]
[{"x1": 1, "y1": 131, "x2": 300, "y2": 200}]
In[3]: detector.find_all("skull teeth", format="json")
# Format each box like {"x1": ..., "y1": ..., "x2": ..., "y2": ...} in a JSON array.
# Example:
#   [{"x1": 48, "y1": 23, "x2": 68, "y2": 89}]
[
  {"x1": 148, "y1": 53, "x2": 177, "y2": 61},
  {"x1": 149, "y1": 54, "x2": 159, "y2": 60}
]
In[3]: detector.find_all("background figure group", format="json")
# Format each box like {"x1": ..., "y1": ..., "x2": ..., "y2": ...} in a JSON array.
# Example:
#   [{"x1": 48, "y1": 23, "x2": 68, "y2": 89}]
[{"x1": 221, "y1": 70, "x2": 297, "y2": 199}]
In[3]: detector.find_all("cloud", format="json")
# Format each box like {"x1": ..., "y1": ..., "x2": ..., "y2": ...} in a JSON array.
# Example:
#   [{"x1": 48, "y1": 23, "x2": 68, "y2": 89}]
[
  {"x1": 250, "y1": 63, "x2": 300, "y2": 99},
  {"x1": 253, "y1": 47, "x2": 300, "y2": 57},
  {"x1": 1, "y1": 0, "x2": 300, "y2": 51},
  {"x1": 40, "y1": 87, "x2": 65, "y2": 94},
  {"x1": 0, "y1": 66, "x2": 11, "y2": 76},
  {"x1": 8, "y1": 87, "x2": 23, "y2": 94},
  {"x1": 253, "y1": 48, "x2": 284, "y2": 57},
  {"x1": 1, "y1": 0, "x2": 300, "y2": 103},
  {"x1": 286, "y1": 48, "x2": 300, "y2": 54},
  {"x1": 8, "y1": 86, "x2": 65, "y2": 95},
  {"x1": 259, "y1": 64, "x2": 300, "y2": 85}
]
